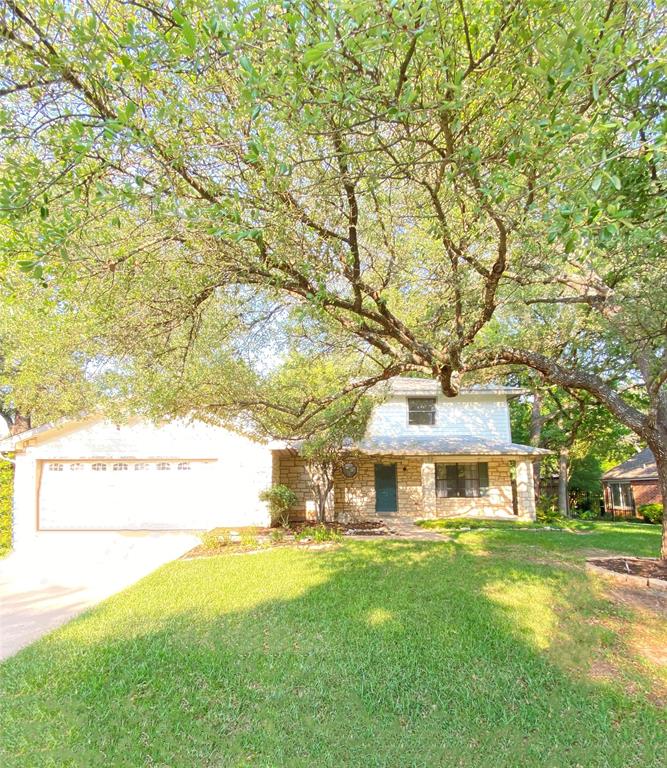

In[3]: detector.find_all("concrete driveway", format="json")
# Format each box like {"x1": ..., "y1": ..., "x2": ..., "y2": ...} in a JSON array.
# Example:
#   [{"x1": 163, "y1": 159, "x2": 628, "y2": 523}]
[{"x1": 0, "y1": 531, "x2": 199, "y2": 661}]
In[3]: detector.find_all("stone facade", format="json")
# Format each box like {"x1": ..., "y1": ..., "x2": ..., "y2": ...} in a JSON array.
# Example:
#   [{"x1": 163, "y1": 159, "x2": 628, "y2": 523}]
[{"x1": 275, "y1": 451, "x2": 536, "y2": 522}]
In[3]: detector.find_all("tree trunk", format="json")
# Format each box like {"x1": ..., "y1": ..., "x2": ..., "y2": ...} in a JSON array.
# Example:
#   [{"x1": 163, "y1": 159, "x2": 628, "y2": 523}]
[
  {"x1": 646, "y1": 433, "x2": 667, "y2": 560},
  {"x1": 6, "y1": 412, "x2": 31, "y2": 436},
  {"x1": 530, "y1": 392, "x2": 543, "y2": 501},
  {"x1": 315, "y1": 476, "x2": 334, "y2": 523},
  {"x1": 558, "y1": 447, "x2": 569, "y2": 517}
]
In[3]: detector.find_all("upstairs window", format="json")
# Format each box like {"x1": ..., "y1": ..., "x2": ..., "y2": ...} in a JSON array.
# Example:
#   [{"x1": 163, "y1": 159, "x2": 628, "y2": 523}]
[
  {"x1": 156, "y1": 462, "x2": 171, "y2": 471},
  {"x1": 113, "y1": 462, "x2": 128, "y2": 471},
  {"x1": 48, "y1": 462, "x2": 64, "y2": 471},
  {"x1": 177, "y1": 462, "x2": 191, "y2": 471},
  {"x1": 436, "y1": 463, "x2": 489, "y2": 498},
  {"x1": 408, "y1": 398, "x2": 436, "y2": 425},
  {"x1": 92, "y1": 463, "x2": 107, "y2": 471}
]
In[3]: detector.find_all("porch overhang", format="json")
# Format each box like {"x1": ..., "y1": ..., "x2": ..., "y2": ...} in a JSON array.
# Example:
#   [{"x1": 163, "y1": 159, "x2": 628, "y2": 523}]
[{"x1": 352, "y1": 436, "x2": 551, "y2": 457}]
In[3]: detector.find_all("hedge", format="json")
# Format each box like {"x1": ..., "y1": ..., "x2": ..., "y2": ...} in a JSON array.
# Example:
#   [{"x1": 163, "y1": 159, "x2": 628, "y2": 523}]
[{"x1": 0, "y1": 457, "x2": 14, "y2": 555}]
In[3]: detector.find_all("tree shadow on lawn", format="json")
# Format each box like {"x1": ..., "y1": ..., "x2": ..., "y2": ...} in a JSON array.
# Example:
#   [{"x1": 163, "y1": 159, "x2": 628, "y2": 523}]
[{"x1": 1, "y1": 541, "x2": 665, "y2": 768}]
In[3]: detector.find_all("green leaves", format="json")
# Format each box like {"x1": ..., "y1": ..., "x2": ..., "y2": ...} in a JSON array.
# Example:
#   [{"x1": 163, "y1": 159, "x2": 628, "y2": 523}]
[
  {"x1": 302, "y1": 41, "x2": 333, "y2": 67},
  {"x1": 172, "y1": 8, "x2": 197, "y2": 53}
]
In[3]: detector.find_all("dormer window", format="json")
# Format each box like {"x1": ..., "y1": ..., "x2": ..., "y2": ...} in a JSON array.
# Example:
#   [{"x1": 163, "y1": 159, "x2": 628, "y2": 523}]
[{"x1": 408, "y1": 397, "x2": 436, "y2": 425}]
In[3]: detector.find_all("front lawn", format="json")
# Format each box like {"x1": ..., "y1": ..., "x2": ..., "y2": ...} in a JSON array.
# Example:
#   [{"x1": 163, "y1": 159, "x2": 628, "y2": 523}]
[{"x1": 1, "y1": 526, "x2": 665, "y2": 767}]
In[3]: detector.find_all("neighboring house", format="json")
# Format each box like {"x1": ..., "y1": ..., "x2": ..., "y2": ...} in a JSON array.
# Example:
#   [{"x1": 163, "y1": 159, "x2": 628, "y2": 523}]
[
  {"x1": 0, "y1": 378, "x2": 548, "y2": 549},
  {"x1": 602, "y1": 448, "x2": 660, "y2": 518},
  {"x1": 272, "y1": 378, "x2": 548, "y2": 522}
]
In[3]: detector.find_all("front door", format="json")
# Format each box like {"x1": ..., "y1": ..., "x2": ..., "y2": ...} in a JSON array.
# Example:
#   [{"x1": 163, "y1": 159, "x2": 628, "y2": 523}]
[{"x1": 374, "y1": 463, "x2": 398, "y2": 514}]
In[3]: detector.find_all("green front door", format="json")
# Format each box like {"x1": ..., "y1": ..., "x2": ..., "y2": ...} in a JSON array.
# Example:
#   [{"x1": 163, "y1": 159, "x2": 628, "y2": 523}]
[{"x1": 374, "y1": 463, "x2": 398, "y2": 514}]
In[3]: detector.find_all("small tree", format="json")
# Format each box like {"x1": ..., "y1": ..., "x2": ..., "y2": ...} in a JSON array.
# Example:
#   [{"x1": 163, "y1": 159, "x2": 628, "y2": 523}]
[{"x1": 298, "y1": 399, "x2": 373, "y2": 524}]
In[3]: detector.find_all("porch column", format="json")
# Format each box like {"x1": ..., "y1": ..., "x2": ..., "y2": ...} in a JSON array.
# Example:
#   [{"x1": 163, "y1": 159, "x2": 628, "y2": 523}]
[
  {"x1": 421, "y1": 462, "x2": 436, "y2": 517},
  {"x1": 516, "y1": 459, "x2": 536, "y2": 520}
]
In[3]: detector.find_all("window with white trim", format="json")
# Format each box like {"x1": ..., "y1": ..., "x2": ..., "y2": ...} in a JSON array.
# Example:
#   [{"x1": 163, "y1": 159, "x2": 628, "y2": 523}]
[
  {"x1": 113, "y1": 462, "x2": 128, "y2": 471},
  {"x1": 69, "y1": 462, "x2": 84, "y2": 471},
  {"x1": 134, "y1": 463, "x2": 149, "y2": 471},
  {"x1": 92, "y1": 463, "x2": 107, "y2": 471},
  {"x1": 48, "y1": 462, "x2": 64, "y2": 471},
  {"x1": 157, "y1": 462, "x2": 171, "y2": 471},
  {"x1": 435, "y1": 463, "x2": 490, "y2": 498},
  {"x1": 610, "y1": 483, "x2": 634, "y2": 509},
  {"x1": 177, "y1": 462, "x2": 191, "y2": 471},
  {"x1": 408, "y1": 398, "x2": 437, "y2": 425}
]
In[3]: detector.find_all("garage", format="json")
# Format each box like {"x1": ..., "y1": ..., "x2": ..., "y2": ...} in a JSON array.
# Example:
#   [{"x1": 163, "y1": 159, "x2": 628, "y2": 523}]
[{"x1": 39, "y1": 458, "x2": 220, "y2": 530}]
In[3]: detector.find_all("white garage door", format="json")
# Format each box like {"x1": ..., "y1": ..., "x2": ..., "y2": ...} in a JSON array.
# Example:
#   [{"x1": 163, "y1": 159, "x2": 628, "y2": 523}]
[{"x1": 39, "y1": 459, "x2": 220, "y2": 530}]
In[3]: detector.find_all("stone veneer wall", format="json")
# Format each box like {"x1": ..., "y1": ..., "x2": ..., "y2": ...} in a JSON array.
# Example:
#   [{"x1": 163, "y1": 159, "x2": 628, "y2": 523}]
[{"x1": 276, "y1": 452, "x2": 535, "y2": 522}]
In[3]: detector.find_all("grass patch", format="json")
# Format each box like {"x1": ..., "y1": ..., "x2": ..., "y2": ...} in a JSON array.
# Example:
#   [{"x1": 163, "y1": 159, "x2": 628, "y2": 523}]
[
  {"x1": 0, "y1": 527, "x2": 665, "y2": 767},
  {"x1": 416, "y1": 516, "x2": 605, "y2": 532}
]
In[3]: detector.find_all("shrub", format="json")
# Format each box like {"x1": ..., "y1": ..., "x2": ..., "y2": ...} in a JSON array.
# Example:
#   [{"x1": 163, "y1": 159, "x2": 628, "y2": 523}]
[
  {"x1": 536, "y1": 495, "x2": 562, "y2": 525},
  {"x1": 199, "y1": 529, "x2": 232, "y2": 550},
  {"x1": 239, "y1": 527, "x2": 259, "y2": 548},
  {"x1": 294, "y1": 524, "x2": 342, "y2": 543},
  {"x1": 0, "y1": 458, "x2": 14, "y2": 556},
  {"x1": 269, "y1": 528, "x2": 285, "y2": 544},
  {"x1": 575, "y1": 509, "x2": 599, "y2": 521},
  {"x1": 259, "y1": 484, "x2": 298, "y2": 527},
  {"x1": 638, "y1": 503, "x2": 663, "y2": 525}
]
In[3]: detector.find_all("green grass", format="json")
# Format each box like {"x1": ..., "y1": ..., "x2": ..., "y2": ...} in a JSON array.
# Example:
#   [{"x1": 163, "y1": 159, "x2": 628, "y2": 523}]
[
  {"x1": 417, "y1": 516, "x2": 656, "y2": 533},
  {"x1": 1, "y1": 525, "x2": 665, "y2": 767}
]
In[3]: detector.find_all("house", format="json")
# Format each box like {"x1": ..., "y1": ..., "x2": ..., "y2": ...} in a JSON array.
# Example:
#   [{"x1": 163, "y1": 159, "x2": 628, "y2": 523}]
[
  {"x1": 0, "y1": 378, "x2": 548, "y2": 549},
  {"x1": 272, "y1": 378, "x2": 548, "y2": 522},
  {"x1": 602, "y1": 448, "x2": 660, "y2": 518}
]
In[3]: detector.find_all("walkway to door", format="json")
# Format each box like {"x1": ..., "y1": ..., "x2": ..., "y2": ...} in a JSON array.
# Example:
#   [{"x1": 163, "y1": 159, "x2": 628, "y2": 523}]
[{"x1": 381, "y1": 517, "x2": 450, "y2": 541}]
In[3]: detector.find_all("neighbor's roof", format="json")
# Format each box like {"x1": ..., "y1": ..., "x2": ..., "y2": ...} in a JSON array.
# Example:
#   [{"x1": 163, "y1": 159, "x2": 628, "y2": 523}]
[
  {"x1": 381, "y1": 377, "x2": 527, "y2": 397},
  {"x1": 602, "y1": 448, "x2": 658, "y2": 481}
]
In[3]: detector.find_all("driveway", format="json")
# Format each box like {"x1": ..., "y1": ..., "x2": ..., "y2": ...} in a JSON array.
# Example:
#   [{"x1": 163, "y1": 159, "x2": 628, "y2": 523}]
[{"x1": 0, "y1": 531, "x2": 199, "y2": 661}]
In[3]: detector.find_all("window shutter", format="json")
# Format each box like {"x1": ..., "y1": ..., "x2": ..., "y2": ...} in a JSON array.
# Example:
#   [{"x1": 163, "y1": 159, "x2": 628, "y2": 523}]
[{"x1": 478, "y1": 463, "x2": 489, "y2": 496}]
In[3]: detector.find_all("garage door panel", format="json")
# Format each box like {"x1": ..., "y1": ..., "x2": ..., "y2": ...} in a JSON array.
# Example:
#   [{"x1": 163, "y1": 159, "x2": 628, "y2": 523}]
[{"x1": 39, "y1": 460, "x2": 220, "y2": 530}]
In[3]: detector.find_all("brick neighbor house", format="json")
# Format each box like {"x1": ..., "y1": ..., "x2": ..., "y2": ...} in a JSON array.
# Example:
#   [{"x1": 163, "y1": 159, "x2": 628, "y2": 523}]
[{"x1": 602, "y1": 448, "x2": 660, "y2": 518}]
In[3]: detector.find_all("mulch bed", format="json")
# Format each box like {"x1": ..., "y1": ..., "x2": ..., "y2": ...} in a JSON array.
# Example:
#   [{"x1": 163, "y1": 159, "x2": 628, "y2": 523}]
[
  {"x1": 288, "y1": 520, "x2": 390, "y2": 536},
  {"x1": 587, "y1": 557, "x2": 667, "y2": 590},
  {"x1": 588, "y1": 558, "x2": 667, "y2": 580},
  {"x1": 183, "y1": 519, "x2": 391, "y2": 559}
]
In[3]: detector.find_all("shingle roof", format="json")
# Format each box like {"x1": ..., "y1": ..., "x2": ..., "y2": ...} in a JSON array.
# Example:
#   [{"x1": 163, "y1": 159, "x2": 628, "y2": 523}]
[
  {"x1": 354, "y1": 435, "x2": 550, "y2": 457},
  {"x1": 602, "y1": 448, "x2": 658, "y2": 481},
  {"x1": 382, "y1": 377, "x2": 527, "y2": 397}
]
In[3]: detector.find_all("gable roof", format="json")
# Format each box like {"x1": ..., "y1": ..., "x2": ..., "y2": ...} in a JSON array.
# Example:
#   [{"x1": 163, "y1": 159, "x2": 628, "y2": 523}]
[
  {"x1": 602, "y1": 448, "x2": 658, "y2": 481},
  {"x1": 0, "y1": 415, "x2": 104, "y2": 452},
  {"x1": 382, "y1": 377, "x2": 526, "y2": 397}
]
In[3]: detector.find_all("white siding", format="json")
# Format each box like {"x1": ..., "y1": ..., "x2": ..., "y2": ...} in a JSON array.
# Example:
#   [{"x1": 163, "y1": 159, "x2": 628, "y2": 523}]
[
  {"x1": 12, "y1": 418, "x2": 272, "y2": 544},
  {"x1": 367, "y1": 395, "x2": 512, "y2": 441}
]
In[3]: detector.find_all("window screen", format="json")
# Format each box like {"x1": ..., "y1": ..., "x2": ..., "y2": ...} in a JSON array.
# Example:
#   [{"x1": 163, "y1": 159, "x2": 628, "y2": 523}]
[
  {"x1": 408, "y1": 398, "x2": 436, "y2": 425},
  {"x1": 435, "y1": 463, "x2": 489, "y2": 497}
]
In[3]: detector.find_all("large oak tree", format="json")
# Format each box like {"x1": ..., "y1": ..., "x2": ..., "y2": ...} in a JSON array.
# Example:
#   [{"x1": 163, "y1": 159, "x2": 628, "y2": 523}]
[{"x1": 1, "y1": 0, "x2": 665, "y2": 552}]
